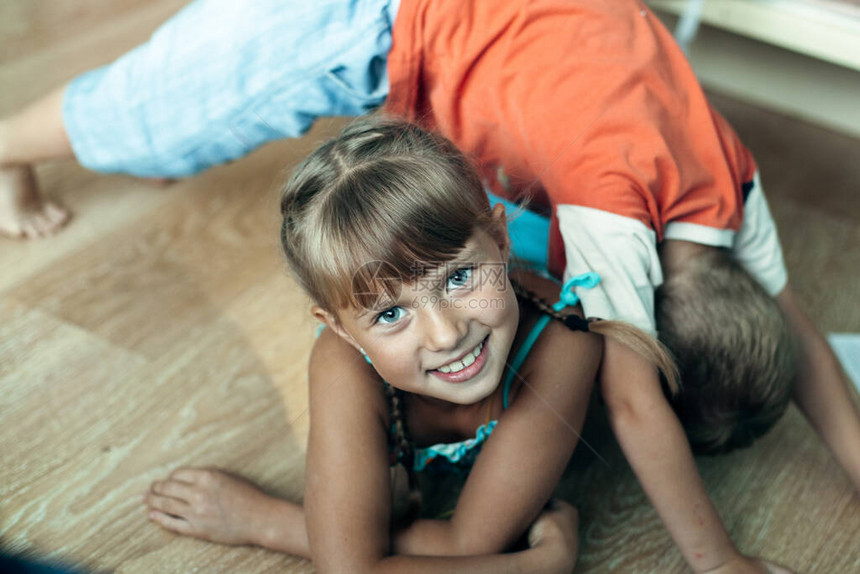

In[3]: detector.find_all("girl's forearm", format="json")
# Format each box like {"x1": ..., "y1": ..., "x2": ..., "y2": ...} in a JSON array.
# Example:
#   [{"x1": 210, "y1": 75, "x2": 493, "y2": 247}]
[
  {"x1": 393, "y1": 519, "x2": 459, "y2": 556},
  {"x1": 358, "y1": 547, "x2": 567, "y2": 574},
  {"x1": 609, "y1": 397, "x2": 738, "y2": 573},
  {"x1": 249, "y1": 498, "x2": 311, "y2": 558},
  {"x1": 244, "y1": 498, "x2": 463, "y2": 558},
  {"x1": 248, "y1": 501, "x2": 569, "y2": 574}
]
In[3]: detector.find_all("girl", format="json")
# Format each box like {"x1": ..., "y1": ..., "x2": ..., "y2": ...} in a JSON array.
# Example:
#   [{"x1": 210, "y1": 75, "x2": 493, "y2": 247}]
[
  {"x1": 6, "y1": 4, "x2": 859, "y2": 519},
  {"x1": 144, "y1": 116, "x2": 788, "y2": 574}
]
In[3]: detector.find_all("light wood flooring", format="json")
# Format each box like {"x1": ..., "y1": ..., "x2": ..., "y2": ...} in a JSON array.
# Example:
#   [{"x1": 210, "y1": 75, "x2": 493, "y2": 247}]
[{"x1": 1, "y1": 2, "x2": 859, "y2": 573}]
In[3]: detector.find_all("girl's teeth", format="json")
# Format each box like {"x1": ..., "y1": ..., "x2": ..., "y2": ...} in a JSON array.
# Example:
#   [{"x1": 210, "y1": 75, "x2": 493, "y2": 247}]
[{"x1": 436, "y1": 340, "x2": 484, "y2": 374}]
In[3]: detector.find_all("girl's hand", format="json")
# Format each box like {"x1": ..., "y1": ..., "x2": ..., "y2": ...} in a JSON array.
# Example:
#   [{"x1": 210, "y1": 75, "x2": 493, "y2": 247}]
[
  {"x1": 527, "y1": 499, "x2": 579, "y2": 573},
  {"x1": 144, "y1": 467, "x2": 276, "y2": 546},
  {"x1": 700, "y1": 554, "x2": 794, "y2": 574}
]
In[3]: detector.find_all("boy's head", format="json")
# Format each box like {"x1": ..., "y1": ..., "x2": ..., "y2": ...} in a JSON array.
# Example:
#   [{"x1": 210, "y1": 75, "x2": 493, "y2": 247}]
[{"x1": 656, "y1": 246, "x2": 797, "y2": 455}]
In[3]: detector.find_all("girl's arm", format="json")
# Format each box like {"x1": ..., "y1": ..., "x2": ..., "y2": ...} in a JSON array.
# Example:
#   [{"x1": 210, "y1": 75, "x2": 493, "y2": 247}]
[
  {"x1": 394, "y1": 304, "x2": 603, "y2": 557},
  {"x1": 599, "y1": 338, "x2": 781, "y2": 574},
  {"x1": 776, "y1": 286, "x2": 860, "y2": 492},
  {"x1": 145, "y1": 326, "x2": 577, "y2": 573},
  {"x1": 304, "y1": 327, "x2": 575, "y2": 574}
]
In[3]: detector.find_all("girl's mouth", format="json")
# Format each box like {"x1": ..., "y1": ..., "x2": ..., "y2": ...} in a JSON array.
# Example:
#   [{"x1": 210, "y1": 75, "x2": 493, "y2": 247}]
[{"x1": 429, "y1": 336, "x2": 490, "y2": 383}]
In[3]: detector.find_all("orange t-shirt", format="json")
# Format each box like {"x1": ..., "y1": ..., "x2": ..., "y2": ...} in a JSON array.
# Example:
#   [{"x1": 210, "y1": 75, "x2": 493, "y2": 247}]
[{"x1": 385, "y1": 0, "x2": 757, "y2": 278}]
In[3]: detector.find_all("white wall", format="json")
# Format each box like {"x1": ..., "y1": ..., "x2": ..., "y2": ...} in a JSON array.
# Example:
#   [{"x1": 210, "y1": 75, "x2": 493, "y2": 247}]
[{"x1": 653, "y1": 7, "x2": 860, "y2": 140}]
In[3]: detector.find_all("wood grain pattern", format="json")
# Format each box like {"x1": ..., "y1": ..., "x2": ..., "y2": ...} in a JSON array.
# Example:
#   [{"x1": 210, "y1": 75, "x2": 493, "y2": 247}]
[{"x1": 1, "y1": 2, "x2": 858, "y2": 573}]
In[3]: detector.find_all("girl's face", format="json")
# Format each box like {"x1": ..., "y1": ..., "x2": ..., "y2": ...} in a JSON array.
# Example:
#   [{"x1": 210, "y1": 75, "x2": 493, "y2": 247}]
[{"x1": 319, "y1": 214, "x2": 519, "y2": 406}]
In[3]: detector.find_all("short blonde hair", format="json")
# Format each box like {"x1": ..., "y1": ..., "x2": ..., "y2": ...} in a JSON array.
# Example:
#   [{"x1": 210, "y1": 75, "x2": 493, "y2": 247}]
[{"x1": 656, "y1": 248, "x2": 797, "y2": 454}]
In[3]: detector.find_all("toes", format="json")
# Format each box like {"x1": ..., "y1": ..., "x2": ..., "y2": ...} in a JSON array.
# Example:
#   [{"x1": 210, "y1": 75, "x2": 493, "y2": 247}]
[
  {"x1": 21, "y1": 220, "x2": 41, "y2": 239},
  {"x1": 32, "y1": 215, "x2": 52, "y2": 237},
  {"x1": 33, "y1": 203, "x2": 70, "y2": 236},
  {"x1": 0, "y1": 222, "x2": 24, "y2": 239},
  {"x1": 22, "y1": 215, "x2": 50, "y2": 239},
  {"x1": 44, "y1": 201, "x2": 71, "y2": 228},
  {"x1": 0, "y1": 202, "x2": 71, "y2": 240}
]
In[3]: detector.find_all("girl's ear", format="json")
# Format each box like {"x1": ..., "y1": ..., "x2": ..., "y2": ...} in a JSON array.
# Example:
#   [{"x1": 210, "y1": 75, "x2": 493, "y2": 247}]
[
  {"x1": 311, "y1": 306, "x2": 363, "y2": 353},
  {"x1": 490, "y1": 203, "x2": 511, "y2": 262}
]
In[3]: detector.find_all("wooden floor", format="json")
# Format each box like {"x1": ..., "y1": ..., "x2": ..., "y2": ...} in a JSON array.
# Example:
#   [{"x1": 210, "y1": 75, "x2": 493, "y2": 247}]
[{"x1": 1, "y1": 2, "x2": 858, "y2": 573}]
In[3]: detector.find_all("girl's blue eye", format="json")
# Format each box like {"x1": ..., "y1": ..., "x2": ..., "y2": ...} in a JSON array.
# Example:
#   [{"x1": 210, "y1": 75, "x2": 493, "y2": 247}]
[
  {"x1": 446, "y1": 266, "x2": 474, "y2": 291},
  {"x1": 375, "y1": 306, "x2": 405, "y2": 325}
]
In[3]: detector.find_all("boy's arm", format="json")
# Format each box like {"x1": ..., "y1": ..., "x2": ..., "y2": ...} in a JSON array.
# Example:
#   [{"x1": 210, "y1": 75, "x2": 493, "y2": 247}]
[
  {"x1": 600, "y1": 338, "x2": 759, "y2": 574},
  {"x1": 777, "y1": 286, "x2": 860, "y2": 492}
]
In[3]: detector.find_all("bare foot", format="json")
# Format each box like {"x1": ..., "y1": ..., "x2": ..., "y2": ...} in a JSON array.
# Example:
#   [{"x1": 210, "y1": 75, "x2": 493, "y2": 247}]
[
  {"x1": 0, "y1": 165, "x2": 70, "y2": 239},
  {"x1": 144, "y1": 467, "x2": 280, "y2": 546}
]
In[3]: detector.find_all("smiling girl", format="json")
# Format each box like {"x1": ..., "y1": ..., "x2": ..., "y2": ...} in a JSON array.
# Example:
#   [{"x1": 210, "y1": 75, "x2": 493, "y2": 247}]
[{"x1": 144, "y1": 116, "x2": 789, "y2": 573}]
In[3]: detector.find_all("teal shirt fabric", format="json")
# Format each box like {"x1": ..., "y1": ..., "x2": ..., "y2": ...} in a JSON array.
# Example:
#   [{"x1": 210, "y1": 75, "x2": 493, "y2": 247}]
[{"x1": 393, "y1": 312, "x2": 552, "y2": 473}]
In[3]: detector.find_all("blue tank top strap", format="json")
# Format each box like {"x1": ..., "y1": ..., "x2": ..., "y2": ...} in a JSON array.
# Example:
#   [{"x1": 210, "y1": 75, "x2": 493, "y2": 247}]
[
  {"x1": 502, "y1": 315, "x2": 552, "y2": 409},
  {"x1": 502, "y1": 271, "x2": 601, "y2": 409}
]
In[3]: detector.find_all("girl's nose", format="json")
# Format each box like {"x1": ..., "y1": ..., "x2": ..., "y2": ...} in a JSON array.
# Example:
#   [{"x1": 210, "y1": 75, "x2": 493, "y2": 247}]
[{"x1": 422, "y1": 306, "x2": 466, "y2": 352}]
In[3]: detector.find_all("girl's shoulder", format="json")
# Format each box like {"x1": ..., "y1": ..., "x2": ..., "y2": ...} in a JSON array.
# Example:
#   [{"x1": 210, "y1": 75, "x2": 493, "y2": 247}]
[{"x1": 308, "y1": 326, "x2": 390, "y2": 433}]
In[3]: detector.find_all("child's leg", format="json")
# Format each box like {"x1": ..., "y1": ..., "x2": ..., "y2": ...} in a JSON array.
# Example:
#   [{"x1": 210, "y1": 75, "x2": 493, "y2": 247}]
[
  {"x1": 0, "y1": 86, "x2": 73, "y2": 238},
  {"x1": 2, "y1": 0, "x2": 398, "y2": 239},
  {"x1": 0, "y1": 86, "x2": 72, "y2": 165},
  {"x1": 59, "y1": 0, "x2": 396, "y2": 179}
]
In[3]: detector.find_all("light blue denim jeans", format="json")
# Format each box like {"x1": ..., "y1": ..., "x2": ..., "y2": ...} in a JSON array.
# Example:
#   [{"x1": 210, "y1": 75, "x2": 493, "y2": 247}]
[{"x1": 63, "y1": 0, "x2": 400, "y2": 177}]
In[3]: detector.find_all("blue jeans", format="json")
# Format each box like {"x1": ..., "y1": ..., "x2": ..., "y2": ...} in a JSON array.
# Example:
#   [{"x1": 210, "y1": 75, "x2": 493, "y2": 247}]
[{"x1": 63, "y1": 0, "x2": 400, "y2": 177}]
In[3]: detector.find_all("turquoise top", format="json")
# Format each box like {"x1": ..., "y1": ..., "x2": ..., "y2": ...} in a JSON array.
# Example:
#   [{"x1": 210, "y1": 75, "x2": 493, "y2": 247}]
[{"x1": 407, "y1": 313, "x2": 542, "y2": 472}]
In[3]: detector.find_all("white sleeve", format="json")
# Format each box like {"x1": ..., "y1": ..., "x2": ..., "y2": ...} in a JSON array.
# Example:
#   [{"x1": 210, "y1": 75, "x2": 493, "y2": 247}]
[
  {"x1": 556, "y1": 205, "x2": 663, "y2": 334},
  {"x1": 731, "y1": 172, "x2": 788, "y2": 296}
]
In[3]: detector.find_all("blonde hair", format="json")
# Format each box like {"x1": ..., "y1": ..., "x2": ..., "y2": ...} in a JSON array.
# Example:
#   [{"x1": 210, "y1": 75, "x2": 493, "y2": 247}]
[
  {"x1": 509, "y1": 281, "x2": 680, "y2": 394},
  {"x1": 279, "y1": 114, "x2": 504, "y2": 316},
  {"x1": 280, "y1": 114, "x2": 678, "y2": 387}
]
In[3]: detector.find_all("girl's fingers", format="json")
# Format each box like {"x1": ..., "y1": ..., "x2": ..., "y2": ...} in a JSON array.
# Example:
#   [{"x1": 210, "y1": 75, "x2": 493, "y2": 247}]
[
  {"x1": 148, "y1": 510, "x2": 194, "y2": 536},
  {"x1": 170, "y1": 467, "x2": 207, "y2": 484},
  {"x1": 146, "y1": 492, "x2": 191, "y2": 517},
  {"x1": 151, "y1": 479, "x2": 195, "y2": 502}
]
